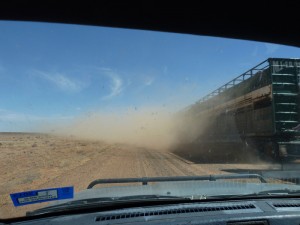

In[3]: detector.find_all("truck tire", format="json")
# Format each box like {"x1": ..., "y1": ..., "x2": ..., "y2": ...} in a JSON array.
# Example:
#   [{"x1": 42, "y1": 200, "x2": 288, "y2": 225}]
[{"x1": 263, "y1": 142, "x2": 280, "y2": 162}]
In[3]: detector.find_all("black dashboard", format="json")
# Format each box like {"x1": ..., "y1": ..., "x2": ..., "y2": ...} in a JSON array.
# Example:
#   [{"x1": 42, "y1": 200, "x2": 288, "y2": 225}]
[{"x1": 2, "y1": 199, "x2": 300, "y2": 225}]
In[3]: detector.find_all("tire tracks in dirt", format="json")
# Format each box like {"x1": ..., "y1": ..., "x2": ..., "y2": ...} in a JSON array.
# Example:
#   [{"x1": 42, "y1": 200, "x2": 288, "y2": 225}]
[
  {"x1": 35, "y1": 144, "x2": 116, "y2": 191},
  {"x1": 141, "y1": 149, "x2": 197, "y2": 177},
  {"x1": 135, "y1": 149, "x2": 148, "y2": 177}
]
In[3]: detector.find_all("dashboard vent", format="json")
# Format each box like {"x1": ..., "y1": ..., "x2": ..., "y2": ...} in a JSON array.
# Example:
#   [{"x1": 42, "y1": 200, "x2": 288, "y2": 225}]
[
  {"x1": 95, "y1": 204, "x2": 256, "y2": 222},
  {"x1": 227, "y1": 220, "x2": 268, "y2": 225},
  {"x1": 272, "y1": 203, "x2": 300, "y2": 208}
]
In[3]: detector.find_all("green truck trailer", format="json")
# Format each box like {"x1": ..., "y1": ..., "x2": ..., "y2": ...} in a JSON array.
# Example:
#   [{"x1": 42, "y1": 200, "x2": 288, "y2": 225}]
[{"x1": 180, "y1": 58, "x2": 300, "y2": 160}]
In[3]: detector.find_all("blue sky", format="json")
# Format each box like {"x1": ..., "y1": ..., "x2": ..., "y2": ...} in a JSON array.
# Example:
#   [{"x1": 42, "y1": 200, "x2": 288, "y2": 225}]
[{"x1": 0, "y1": 21, "x2": 300, "y2": 131}]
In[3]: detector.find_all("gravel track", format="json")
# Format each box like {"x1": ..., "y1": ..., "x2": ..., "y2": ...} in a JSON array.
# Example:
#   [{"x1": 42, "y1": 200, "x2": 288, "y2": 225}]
[{"x1": 0, "y1": 133, "x2": 288, "y2": 218}]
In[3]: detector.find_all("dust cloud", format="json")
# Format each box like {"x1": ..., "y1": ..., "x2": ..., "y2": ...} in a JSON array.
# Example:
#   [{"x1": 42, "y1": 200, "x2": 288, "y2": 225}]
[
  {"x1": 57, "y1": 107, "x2": 197, "y2": 151},
  {"x1": 48, "y1": 105, "x2": 263, "y2": 163}
]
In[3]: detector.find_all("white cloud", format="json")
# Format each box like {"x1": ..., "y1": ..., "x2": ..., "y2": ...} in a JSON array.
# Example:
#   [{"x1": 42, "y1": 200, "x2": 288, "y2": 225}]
[
  {"x1": 100, "y1": 68, "x2": 123, "y2": 100},
  {"x1": 31, "y1": 70, "x2": 86, "y2": 92},
  {"x1": 0, "y1": 109, "x2": 72, "y2": 122},
  {"x1": 265, "y1": 43, "x2": 280, "y2": 54},
  {"x1": 0, "y1": 109, "x2": 33, "y2": 121},
  {"x1": 0, "y1": 109, "x2": 74, "y2": 132},
  {"x1": 144, "y1": 76, "x2": 155, "y2": 86}
]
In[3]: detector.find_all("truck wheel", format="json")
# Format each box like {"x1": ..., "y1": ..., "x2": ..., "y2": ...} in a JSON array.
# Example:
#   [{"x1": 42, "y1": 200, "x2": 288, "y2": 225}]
[{"x1": 264, "y1": 142, "x2": 280, "y2": 162}]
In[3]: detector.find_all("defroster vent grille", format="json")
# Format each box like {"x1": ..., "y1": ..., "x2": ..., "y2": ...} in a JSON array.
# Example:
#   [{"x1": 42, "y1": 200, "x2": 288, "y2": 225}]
[
  {"x1": 273, "y1": 203, "x2": 300, "y2": 208},
  {"x1": 95, "y1": 204, "x2": 256, "y2": 222}
]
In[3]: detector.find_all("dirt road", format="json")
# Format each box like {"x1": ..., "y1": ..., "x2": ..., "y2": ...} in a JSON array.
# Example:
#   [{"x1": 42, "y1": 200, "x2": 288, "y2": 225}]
[{"x1": 0, "y1": 133, "x2": 286, "y2": 218}]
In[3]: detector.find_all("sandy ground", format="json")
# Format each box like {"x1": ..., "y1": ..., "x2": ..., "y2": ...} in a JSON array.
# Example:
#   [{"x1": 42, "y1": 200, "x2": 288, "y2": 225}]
[{"x1": 0, "y1": 132, "x2": 293, "y2": 218}]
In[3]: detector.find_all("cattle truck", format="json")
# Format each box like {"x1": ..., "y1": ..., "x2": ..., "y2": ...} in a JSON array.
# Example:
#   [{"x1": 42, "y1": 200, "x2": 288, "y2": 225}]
[{"x1": 178, "y1": 58, "x2": 300, "y2": 161}]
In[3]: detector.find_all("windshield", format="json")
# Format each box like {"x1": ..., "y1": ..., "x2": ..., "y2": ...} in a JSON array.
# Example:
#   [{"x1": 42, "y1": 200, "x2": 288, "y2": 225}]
[{"x1": 1, "y1": 21, "x2": 300, "y2": 219}]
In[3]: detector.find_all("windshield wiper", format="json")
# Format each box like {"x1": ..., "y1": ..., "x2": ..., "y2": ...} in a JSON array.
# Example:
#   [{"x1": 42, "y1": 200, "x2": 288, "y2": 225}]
[
  {"x1": 87, "y1": 174, "x2": 267, "y2": 188},
  {"x1": 27, "y1": 188, "x2": 300, "y2": 217},
  {"x1": 209, "y1": 189, "x2": 300, "y2": 200},
  {"x1": 26, "y1": 195, "x2": 191, "y2": 216}
]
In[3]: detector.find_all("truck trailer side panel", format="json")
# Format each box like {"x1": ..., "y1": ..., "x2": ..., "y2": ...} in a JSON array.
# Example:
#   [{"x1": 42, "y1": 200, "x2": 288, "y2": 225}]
[{"x1": 180, "y1": 58, "x2": 300, "y2": 160}]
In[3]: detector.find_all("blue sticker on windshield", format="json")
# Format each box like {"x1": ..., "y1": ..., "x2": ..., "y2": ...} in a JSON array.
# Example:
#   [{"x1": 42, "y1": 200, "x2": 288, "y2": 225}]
[{"x1": 10, "y1": 186, "x2": 74, "y2": 207}]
